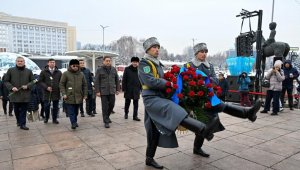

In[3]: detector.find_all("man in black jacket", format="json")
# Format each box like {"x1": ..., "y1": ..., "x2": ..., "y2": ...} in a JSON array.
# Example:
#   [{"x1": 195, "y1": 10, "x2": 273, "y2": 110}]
[
  {"x1": 122, "y1": 57, "x2": 142, "y2": 121},
  {"x1": 0, "y1": 74, "x2": 13, "y2": 116},
  {"x1": 39, "y1": 58, "x2": 62, "y2": 124}
]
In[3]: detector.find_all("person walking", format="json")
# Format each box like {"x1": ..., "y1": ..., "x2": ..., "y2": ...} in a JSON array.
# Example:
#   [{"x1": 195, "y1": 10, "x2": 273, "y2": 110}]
[{"x1": 0, "y1": 74, "x2": 13, "y2": 116}]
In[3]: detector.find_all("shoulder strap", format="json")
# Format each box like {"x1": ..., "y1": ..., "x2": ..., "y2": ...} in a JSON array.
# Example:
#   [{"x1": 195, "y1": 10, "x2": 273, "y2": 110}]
[{"x1": 146, "y1": 59, "x2": 159, "y2": 78}]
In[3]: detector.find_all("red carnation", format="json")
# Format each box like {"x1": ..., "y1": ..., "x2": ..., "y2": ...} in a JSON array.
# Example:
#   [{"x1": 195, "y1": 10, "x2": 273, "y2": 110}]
[
  {"x1": 164, "y1": 72, "x2": 170, "y2": 79},
  {"x1": 192, "y1": 74, "x2": 197, "y2": 79},
  {"x1": 172, "y1": 77, "x2": 177, "y2": 83},
  {"x1": 166, "y1": 81, "x2": 172, "y2": 87},
  {"x1": 197, "y1": 74, "x2": 203, "y2": 79},
  {"x1": 188, "y1": 91, "x2": 195, "y2": 97},
  {"x1": 213, "y1": 86, "x2": 218, "y2": 91},
  {"x1": 189, "y1": 81, "x2": 196, "y2": 86},
  {"x1": 166, "y1": 88, "x2": 172, "y2": 94},
  {"x1": 206, "y1": 83, "x2": 213, "y2": 88},
  {"x1": 183, "y1": 75, "x2": 189, "y2": 81},
  {"x1": 197, "y1": 91, "x2": 204, "y2": 97},
  {"x1": 173, "y1": 84, "x2": 178, "y2": 89},
  {"x1": 177, "y1": 93, "x2": 184, "y2": 99},
  {"x1": 197, "y1": 80, "x2": 205, "y2": 86},
  {"x1": 208, "y1": 91, "x2": 214, "y2": 97},
  {"x1": 205, "y1": 101, "x2": 212, "y2": 109}
]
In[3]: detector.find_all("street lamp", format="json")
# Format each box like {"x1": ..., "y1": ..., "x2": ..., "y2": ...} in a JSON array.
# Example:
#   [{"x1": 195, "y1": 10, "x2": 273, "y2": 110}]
[{"x1": 100, "y1": 25, "x2": 109, "y2": 58}]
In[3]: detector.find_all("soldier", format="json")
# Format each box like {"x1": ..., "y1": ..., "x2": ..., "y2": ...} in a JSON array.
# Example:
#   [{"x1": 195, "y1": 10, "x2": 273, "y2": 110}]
[
  {"x1": 39, "y1": 58, "x2": 62, "y2": 124},
  {"x1": 185, "y1": 42, "x2": 261, "y2": 157},
  {"x1": 4, "y1": 56, "x2": 35, "y2": 130},
  {"x1": 95, "y1": 56, "x2": 120, "y2": 128},
  {"x1": 138, "y1": 37, "x2": 218, "y2": 169},
  {"x1": 60, "y1": 59, "x2": 87, "y2": 129}
]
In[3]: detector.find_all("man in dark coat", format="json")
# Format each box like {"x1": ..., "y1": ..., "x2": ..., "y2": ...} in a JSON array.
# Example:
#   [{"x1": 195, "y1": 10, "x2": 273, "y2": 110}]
[
  {"x1": 218, "y1": 73, "x2": 229, "y2": 102},
  {"x1": 95, "y1": 56, "x2": 120, "y2": 128},
  {"x1": 4, "y1": 56, "x2": 35, "y2": 130},
  {"x1": 281, "y1": 60, "x2": 299, "y2": 110},
  {"x1": 60, "y1": 59, "x2": 87, "y2": 129},
  {"x1": 79, "y1": 59, "x2": 95, "y2": 117},
  {"x1": 122, "y1": 56, "x2": 142, "y2": 121},
  {"x1": 0, "y1": 74, "x2": 13, "y2": 116},
  {"x1": 139, "y1": 37, "x2": 219, "y2": 169},
  {"x1": 39, "y1": 58, "x2": 62, "y2": 124}
]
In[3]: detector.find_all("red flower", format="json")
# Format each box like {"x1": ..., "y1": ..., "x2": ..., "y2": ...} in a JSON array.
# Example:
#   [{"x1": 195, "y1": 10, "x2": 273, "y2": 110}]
[
  {"x1": 192, "y1": 74, "x2": 197, "y2": 79},
  {"x1": 197, "y1": 74, "x2": 203, "y2": 79},
  {"x1": 171, "y1": 77, "x2": 177, "y2": 83},
  {"x1": 164, "y1": 72, "x2": 170, "y2": 79},
  {"x1": 173, "y1": 84, "x2": 178, "y2": 89},
  {"x1": 206, "y1": 83, "x2": 213, "y2": 88},
  {"x1": 189, "y1": 81, "x2": 196, "y2": 86},
  {"x1": 197, "y1": 91, "x2": 204, "y2": 97},
  {"x1": 183, "y1": 75, "x2": 189, "y2": 81},
  {"x1": 177, "y1": 93, "x2": 184, "y2": 99},
  {"x1": 166, "y1": 88, "x2": 172, "y2": 94},
  {"x1": 205, "y1": 101, "x2": 212, "y2": 109},
  {"x1": 197, "y1": 80, "x2": 204, "y2": 86},
  {"x1": 208, "y1": 91, "x2": 214, "y2": 97},
  {"x1": 216, "y1": 90, "x2": 222, "y2": 96},
  {"x1": 188, "y1": 91, "x2": 195, "y2": 97},
  {"x1": 165, "y1": 81, "x2": 172, "y2": 87}
]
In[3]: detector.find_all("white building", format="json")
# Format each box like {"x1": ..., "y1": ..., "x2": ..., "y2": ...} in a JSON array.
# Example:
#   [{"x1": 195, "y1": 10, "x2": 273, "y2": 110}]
[{"x1": 0, "y1": 12, "x2": 76, "y2": 55}]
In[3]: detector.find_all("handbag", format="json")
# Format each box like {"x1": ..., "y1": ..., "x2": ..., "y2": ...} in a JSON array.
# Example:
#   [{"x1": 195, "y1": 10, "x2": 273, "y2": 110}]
[{"x1": 262, "y1": 77, "x2": 270, "y2": 88}]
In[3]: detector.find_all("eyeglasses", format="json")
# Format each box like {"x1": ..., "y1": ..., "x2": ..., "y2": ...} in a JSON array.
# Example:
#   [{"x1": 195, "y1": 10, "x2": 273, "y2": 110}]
[{"x1": 199, "y1": 50, "x2": 208, "y2": 53}]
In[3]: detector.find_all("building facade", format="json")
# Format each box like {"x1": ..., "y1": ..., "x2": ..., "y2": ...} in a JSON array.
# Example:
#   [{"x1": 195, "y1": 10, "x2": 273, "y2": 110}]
[{"x1": 0, "y1": 12, "x2": 76, "y2": 55}]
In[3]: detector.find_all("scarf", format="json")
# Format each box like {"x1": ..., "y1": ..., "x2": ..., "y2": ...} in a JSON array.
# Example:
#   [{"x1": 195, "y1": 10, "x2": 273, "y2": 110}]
[
  {"x1": 144, "y1": 53, "x2": 160, "y2": 66},
  {"x1": 191, "y1": 57, "x2": 210, "y2": 68}
]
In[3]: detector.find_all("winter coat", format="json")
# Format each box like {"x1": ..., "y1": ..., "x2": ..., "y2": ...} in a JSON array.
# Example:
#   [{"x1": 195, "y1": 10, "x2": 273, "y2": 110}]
[
  {"x1": 282, "y1": 60, "x2": 299, "y2": 89},
  {"x1": 218, "y1": 78, "x2": 229, "y2": 96},
  {"x1": 59, "y1": 68, "x2": 88, "y2": 104},
  {"x1": 81, "y1": 67, "x2": 93, "y2": 95},
  {"x1": 4, "y1": 66, "x2": 34, "y2": 103},
  {"x1": 265, "y1": 68, "x2": 285, "y2": 91},
  {"x1": 122, "y1": 65, "x2": 142, "y2": 100},
  {"x1": 139, "y1": 57, "x2": 187, "y2": 148},
  {"x1": 27, "y1": 84, "x2": 40, "y2": 112},
  {"x1": 0, "y1": 75, "x2": 10, "y2": 100},
  {"x1": 95, "y1": 66, "x2": 120, "y2": 95},
  {"x1": 237, "y1": 73, "x2": 251, "y2": 92},
  {"x1": 39, "y1": 66, "x2": 62, "y2": 101}
]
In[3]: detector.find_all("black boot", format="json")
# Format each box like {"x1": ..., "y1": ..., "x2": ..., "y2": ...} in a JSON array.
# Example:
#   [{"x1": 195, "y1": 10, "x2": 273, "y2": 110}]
[
  {"x1": 222, "y1": 100, "x2": 261, "y2": 122},
  {"x1": 146, "y1": 157, "x2": 163, "y2": 169},
  {"x1": 193, "y1": 135, "x2": 210, "y2": 157},
  {"x1": 180, "y1": 116, "x2": 218, "y2": 141}
]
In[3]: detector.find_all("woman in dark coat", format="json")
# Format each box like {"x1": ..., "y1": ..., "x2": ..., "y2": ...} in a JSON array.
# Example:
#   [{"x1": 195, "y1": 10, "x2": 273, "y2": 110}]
[{"x1": 122, "y1": 57, "x2": 142, "y2": 121}]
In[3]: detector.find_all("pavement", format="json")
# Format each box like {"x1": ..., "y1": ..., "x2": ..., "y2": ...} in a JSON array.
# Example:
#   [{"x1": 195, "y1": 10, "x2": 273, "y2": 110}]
[{"x1": 0, "y1": 94, "x2": 299, "y2": 170}]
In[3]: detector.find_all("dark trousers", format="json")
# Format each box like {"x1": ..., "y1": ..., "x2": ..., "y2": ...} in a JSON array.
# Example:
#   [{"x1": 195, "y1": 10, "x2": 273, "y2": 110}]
[
  {"x1": 44, "y1": 100, "x2": 59, "y2": 121},
  {"x1": 194, "y1": 134, "x2": 205, "y2": 150},
  {"x1": 264, "y1": 90, "x2": 281, "y2": 113},
  {"x1": 281, "y1": 87, "x2": 293, "y2": 108},
  {"x1": 124, "y1": 98, "x2": 139, "y2": 118},
  {"x1": 66, "y1": 103, "x2": 79, "y2": 125},
  {"x1": 2, "y1": 99, "x2": 13, "y2": 114},
  {"x1": 40, "y1": 100, "x2": 45, "y2": 118},
  {"x1": 13, "y1": 102, "x2": 28, "y2": 126},
  {"x1": 100, "y1": 95, "x2": 115, "y2": 123},
  {"x1": 146, "y1": 120, "x2": 160, "y2": 158},
  {"x1": 91, "y1": 96, "x2": 96, "y2": 112}
]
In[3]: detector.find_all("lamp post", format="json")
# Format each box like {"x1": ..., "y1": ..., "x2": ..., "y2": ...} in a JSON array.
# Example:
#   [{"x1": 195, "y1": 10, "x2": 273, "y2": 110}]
[
  {"x1": 100, "y1": 25, "x2": 109, "y2": 58},
  {"x1": 271, "y1": 0, "x2": 275, "y2": 22}
]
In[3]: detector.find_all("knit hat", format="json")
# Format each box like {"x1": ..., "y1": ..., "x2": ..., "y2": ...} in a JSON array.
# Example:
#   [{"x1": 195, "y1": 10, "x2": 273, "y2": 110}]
[
  {"x1": 131, "y1": 56, "x2": 140, "y2": 62},
  {"x1": 274, "y1": 60, "x2": 283, "y2": 67},
  {"x1": 143, "y1": 37, "x2": 160, "y2": 52},
  {"x1": 193, "y1": 43, "x2": 208, "y2": 55},
  {"x1": 69, "y1": 59, "x2": 79, "y2": 66}
]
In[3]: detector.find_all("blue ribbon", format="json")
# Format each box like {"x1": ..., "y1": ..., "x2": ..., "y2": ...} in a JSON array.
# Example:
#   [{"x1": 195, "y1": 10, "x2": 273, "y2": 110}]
[{"x1": 171, "y1": 67, "x2": 221, "y2": 106}]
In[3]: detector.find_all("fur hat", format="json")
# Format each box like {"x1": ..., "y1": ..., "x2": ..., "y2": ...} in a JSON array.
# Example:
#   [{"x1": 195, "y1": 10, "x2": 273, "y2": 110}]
[
  {"x1": 69, "y1": 59, "x2": 79, "y2": 66},
  {"x1": 131, "y1": 57, "x2": 140, "y2": 62},
  {"x1": 274, "y1": 60, "x2": 283, "y2": 67},
  {"x1": 143, "y1": 37, "x2": 160, "y2": 52},
  {"x1": 193, "y1": 43, "x2": 208, "y2": 55}
]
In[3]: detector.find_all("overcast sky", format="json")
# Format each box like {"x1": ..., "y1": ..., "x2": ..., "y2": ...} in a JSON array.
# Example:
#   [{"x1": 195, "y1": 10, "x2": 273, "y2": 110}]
[{"x1": 1, "y1": 0, "x2": 300, "y2": 55}]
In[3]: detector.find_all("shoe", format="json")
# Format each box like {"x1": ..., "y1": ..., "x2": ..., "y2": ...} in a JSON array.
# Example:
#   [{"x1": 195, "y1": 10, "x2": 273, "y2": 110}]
[
  {"x1": 17, "y1": 122, "x2": 20, "y2": 127},
  {"x1": 260, "y1": 110, "x2": 268, "y2": 113},
  {"x1": 88, "y1": 113, "x2": 95, "y2": 117},
  {"x1": 145, "y1": 157, "x2": 163, "y2": 169},
  {"x1": 81, "y1": 113, "x2": 85, "y2": 117},
  {"x1": 9, "y1": 112, "x2": 13, "y2": 116},
  {"x1": 71, "y1": 124, "x2": 77, "y2": 129},
  {"x1": 271, "y1": 112, "x2": 278, "y2": 116},
  {"x1": 4, "y1": 111, "x2": 7, "y2": 115},
  {"x1": 52, "y1": 120, "x2": 59, "y2": 124},
  {"x1": 290, "y1": 108, "x2": 294, "y2": 110},
  {"x1": 44, "y1": 119, "x2": 48, "y2": 123},
  {"x1": 124, "y1": 114, "x2": 128, "y2": 119},
  {"x1": 108, "y1": 118, "x2": 112, "y2": 123},
  {"x1": 133, "y1": 117, "x2": 141, "y2": 121},
  {"x1": 104, "y1": 123, "x2": 110, "y2": 128},
  {"x1": 20, "y1": 125, "x2": 29, "y2": 130},
  {"x1": 92, "y1": 111, "x2": 98, "y2": 114},
  {"x1": 111, "y1": 110, "x2": 115, "y2": 114},
  {"x1": 279, "y1": 107, "x2": 284, "y2": 112},
  {"x1": 75, "y1": 123, "x2": 79, "y2": 127},
  {"x1": 193, "y1": 148, "x2": 210, "y2": 157}
]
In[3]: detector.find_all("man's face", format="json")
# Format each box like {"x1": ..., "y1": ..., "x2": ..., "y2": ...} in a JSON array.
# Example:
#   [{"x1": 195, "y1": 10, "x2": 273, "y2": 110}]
[
  {"x1": 284, "y1": 63, "x2": 290, "y2": 68},
  {"x1": 196, "y1": 49, "x2": 208, "y2": 61},
  {"x1": 147, "y1": 45, "x2": 160, "y2": 58},
  {"x1": 103, "y1": 58, "x2": 112, "y2": 66},
  {"x1": 131, "y1": 61, "x2": 139, "y2": 67},
  {"x1": 16, "y1": 58, "x2": 25, "y2": 67},
  {"x1": 79, "y1": 60, "x2": 85, "y2": 68},
  {"x1": 48, "y1": 60, "x2": 56, "y2": 69},
  {"x1": 70, "y1": 64, "x2": 79, "y2": 71}
]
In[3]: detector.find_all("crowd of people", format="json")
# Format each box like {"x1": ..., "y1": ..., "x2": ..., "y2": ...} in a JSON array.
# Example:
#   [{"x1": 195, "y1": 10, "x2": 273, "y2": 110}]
[{"x1": 0, "y1": 37, "x2": 299, "y2": 169}]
